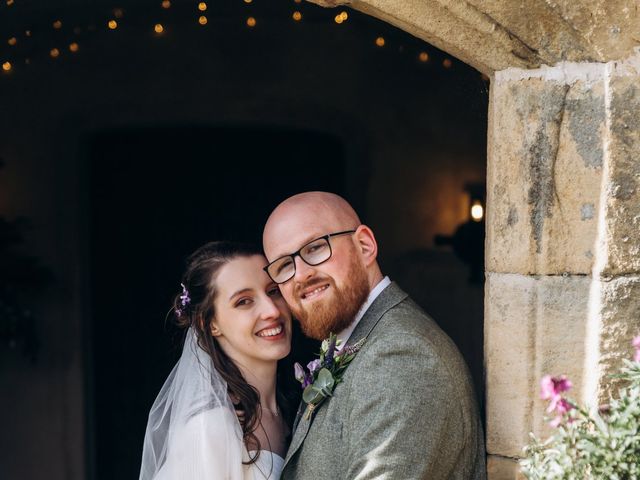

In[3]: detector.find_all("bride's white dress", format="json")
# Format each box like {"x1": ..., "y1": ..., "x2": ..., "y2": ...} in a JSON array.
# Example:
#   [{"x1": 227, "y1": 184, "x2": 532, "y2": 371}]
[
  {"x1": 247, "y1": 450, "x2": 285, "y2": 480},
  {"x1": 153, "y1": 408, "x2": 284, "y2": 480}
]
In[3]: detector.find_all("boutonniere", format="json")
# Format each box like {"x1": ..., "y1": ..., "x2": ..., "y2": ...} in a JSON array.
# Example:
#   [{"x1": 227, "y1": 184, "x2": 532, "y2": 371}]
[{"x1": 294, "y1": 333, "x2": 365, "y2": 419}]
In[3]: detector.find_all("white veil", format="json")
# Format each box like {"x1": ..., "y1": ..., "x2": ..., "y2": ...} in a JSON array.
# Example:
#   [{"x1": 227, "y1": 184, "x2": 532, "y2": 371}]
[{"x1": 139, "y1": 328, "x2": 246, "y2": 480}]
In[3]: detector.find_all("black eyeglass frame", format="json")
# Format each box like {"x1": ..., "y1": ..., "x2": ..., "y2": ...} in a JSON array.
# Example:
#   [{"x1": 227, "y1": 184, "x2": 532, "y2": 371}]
[{"x1": 263, "y1": 229, "x2": 357, "y2": 284}]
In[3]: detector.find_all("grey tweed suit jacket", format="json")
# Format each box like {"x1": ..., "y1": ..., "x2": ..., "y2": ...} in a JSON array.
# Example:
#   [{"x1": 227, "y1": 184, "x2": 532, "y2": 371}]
[{"x1": 281, "y1": 282, "x2": 486, "y2": 480}]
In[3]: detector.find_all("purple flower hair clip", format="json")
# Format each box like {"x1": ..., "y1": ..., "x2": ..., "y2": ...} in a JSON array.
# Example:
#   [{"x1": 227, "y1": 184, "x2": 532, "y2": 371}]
[{"x1": 175, "y1": 283, "x2": 191, "y2": 317}]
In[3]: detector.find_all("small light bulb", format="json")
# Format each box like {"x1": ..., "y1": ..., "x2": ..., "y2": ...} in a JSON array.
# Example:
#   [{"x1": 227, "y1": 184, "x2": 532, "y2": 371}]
[
  {"x1": 25, "y1": 30, "x2": 32, "y2": 37},
  {"x1": 244, "y1": 0, "x2": 253, "y2": 3},
  {"x1": 246, "y1": 17, "x2": 256, "y2": 27},
  {"x1": 292, "y1": 11, "x2": 302, "y2": 21},
  {"x1": 198, "y1": 2, "x2": 207, "y2": 11},
  {"x1": 7, "y1": 0, "x2": 15, "y2": 5},
  {"x1": 375, "y1": 36, "x2": 385, "y2": 47},
  {"x1": 161, "y1": 0, "x2": 171, "y2": 8},
  {"x1": 50, "y1": 48, "x2": 60, "y2": 58},
  {"x1": 334, "y1": 14, "x2": 344, "y2": 24},
  {"x1": 69, "y1": 42, "x2": 79, "y2": 52},
  {"x1": 294, "y1": 0, "x2": 302, "y2": 3},
  {"x1": 198, "y1": 15, "x2": 207, "y2": 25},
  {"x1": 443, "y1": 58, "x2": 452, "y2": 68},
  {"x1": 53, "y1": 20, "x2": 63, "y2": 29},
  {"x1": 471, "y1": 201, "x2": 484, "y2": 222},
  {"x1": 108, "y1": 20, "x2": 118, "y2": 30},
  {"x1": 154, "y1": 23, "x2": 164, "y2": 33},
  {"x1": 8, "y1": 37, "x2": 17, "y2": 46},
  {"x1": 2, "y1": 61, "x2": 11, "y2": 72},
  {"x1": 339, "y1": 11, "x2": 348, "y2": 21},
  {"x1": 114, "y1": 8, "x2": 124, "y2": 19},
  {"x1": 418, "y1": 51, "x2": 429, "y2": 62}
]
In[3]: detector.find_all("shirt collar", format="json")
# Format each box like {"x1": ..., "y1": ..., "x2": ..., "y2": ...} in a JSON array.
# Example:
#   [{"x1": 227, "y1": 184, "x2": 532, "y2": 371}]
[{"x1": 336, "y1": 276, "x2": 391, "y2": 349}]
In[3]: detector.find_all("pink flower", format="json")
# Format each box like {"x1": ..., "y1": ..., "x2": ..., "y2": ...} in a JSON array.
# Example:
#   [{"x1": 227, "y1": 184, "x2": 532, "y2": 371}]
[
  {"x1": 549, "y1": 415, "x2": 563, "y2": 428},
  {"x1": 633, "y1": 336, "x2": 640, "y2": 362},
  {"x1": 540, "y1": 375, "x2": 572, "y2": 400},
  {"x1": 547, "y1": 399, "x2": 574, "y2": 427},
  {"x1": 541, "y1": 375, "x2": 574, "y2": 424},
  {"x1": 555, "y1": 398, "x2": 573, "y2": 415}
]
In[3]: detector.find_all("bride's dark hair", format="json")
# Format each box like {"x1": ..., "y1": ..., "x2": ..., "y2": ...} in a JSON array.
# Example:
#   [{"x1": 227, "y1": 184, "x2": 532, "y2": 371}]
[{"x1": 173, "y1": 241, "x2": 296, "y2": 464}]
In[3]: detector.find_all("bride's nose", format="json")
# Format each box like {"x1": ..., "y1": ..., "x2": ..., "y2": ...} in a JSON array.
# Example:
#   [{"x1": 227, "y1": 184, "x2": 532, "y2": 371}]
[{"x1": 258, "y1": 296, "x2": 281, "y2": 320}]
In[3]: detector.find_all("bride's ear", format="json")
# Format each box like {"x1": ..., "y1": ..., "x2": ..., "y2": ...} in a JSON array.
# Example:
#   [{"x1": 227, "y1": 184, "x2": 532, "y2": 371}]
[
  {"x1": 197, "y1": 315, "x2": 222, "y2": 337},
  {"x1": 209, "y1": 319, "x2": 222, "y2": 337}
]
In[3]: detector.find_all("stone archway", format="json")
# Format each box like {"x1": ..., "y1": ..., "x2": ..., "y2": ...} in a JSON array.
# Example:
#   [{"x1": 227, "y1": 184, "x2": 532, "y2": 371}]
[{"x1": 310, "y1": 1, "x2": 640, "y2": 478}]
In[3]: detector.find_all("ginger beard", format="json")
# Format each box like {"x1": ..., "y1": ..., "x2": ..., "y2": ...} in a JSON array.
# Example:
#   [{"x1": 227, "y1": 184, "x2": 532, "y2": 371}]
[{"x1": 290, "y1": 252, "x2": 370, "y2": 341}]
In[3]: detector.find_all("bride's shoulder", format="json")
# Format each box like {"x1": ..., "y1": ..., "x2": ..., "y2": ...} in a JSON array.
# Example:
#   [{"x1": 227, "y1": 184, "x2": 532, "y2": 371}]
[
  {"x1": 182, "y1": 406, "x2": 240, "y2": 429},
  {"x1": 171, "y1": 405, "x2": 242, "y2": 445}
]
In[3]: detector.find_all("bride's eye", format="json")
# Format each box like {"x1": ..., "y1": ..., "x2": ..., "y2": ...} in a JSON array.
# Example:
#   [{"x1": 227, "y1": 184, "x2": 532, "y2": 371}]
[{"x1": 234, "y1": 297, "x2": 253, "y2": 307}]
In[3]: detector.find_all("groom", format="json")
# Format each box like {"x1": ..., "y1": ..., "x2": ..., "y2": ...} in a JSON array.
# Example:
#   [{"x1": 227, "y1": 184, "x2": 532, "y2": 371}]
[{"x1": 263, "y1": 192, "x2": 486, "y2": 479}]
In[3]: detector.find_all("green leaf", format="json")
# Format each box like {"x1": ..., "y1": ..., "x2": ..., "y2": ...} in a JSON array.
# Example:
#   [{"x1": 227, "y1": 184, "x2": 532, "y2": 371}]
[
  {"x1": 302, "y1": 369, "x2": 336, "y2": 405},
  {"x1": 316, "y1": 368, "x2": 335, "y2": 391},
  {"x1": 302, "y1": 384, "x2": 323, "y2": 404}
]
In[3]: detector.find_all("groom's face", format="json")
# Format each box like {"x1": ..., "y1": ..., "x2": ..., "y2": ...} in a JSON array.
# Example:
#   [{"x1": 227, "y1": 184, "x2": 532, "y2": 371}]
[{"x1": 264, "y1": 220, "x2": 370, "y2": 341}]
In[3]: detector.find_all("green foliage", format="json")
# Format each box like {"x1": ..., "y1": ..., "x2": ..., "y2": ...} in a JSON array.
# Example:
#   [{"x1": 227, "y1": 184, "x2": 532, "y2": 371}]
[
  {"x1": 302, "y1": 368, "x2": 335, "y2": 404},
  {"x1": 521, "y1": 361, "x2": 640, "y2": 479}
]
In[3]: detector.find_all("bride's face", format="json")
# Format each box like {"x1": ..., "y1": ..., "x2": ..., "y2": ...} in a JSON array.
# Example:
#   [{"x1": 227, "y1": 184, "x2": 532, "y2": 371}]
[{"x1": 211, "y1": 254, "x2": 292, "y2": 369}]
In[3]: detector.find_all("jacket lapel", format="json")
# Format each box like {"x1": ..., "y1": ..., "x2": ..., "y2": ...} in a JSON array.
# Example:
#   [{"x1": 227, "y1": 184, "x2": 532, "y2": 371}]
[
  {"x1": 282, "y1": 282, "x2": 408, "y2": 468},
  {"x1": 283, "y1": 401, "x2": 316, "y2": 465},
  {"x1": 346, "y1": 282, "x2": 407, "y2": 348}
]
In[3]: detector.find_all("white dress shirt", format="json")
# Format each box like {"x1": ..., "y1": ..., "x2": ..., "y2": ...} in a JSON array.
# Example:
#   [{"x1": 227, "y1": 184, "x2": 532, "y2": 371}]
[{"x1": 336, "y1": 276, "x2": 391, "y2": 349}]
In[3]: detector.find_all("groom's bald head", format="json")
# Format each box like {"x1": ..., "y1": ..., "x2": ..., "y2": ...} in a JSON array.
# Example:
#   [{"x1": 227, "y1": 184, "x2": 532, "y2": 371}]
[{"x1": 263, "y1": 192, "x2": 361, "y2": 254}]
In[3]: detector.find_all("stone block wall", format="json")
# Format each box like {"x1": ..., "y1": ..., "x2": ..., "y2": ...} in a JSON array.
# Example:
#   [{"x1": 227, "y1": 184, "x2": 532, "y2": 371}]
[{"x1": 485, "y1": 48, "x2": 640, "y2": 476}]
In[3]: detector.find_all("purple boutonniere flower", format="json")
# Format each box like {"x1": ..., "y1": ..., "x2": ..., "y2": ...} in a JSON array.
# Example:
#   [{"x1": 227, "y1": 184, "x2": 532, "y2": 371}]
[
  {"x1": 307, "y1": 359, "x2": 322, "y2": 374},
  {"x1": 324, "y1": 335, "x2": 337, "y2": 369},
  {"x1": 294, "y1": 362, "x2": 313, "y2": 388},
  {"x1": 293, "y1": 332, "x2": 366, "y2": 419}
]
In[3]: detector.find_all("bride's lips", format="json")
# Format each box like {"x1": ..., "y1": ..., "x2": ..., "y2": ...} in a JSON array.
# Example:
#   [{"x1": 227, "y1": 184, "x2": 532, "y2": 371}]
[
  {"x1": 300, "y1": 283, "x2": 330, "y2": 301},
  {"x1": 255, "y1": 322, "x2": 285, "y2": 340}
]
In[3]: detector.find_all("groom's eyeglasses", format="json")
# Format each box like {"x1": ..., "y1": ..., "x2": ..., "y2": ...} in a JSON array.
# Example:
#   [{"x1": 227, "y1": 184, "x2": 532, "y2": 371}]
[{"x1": 263, "y1": 230, "x2": 357, "y2": 284}]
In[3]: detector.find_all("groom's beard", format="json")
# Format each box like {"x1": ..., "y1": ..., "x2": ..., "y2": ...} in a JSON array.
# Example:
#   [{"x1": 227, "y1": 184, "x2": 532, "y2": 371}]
[{"x1": 291, "y1": 255, "x2": 370, "y2": 341}]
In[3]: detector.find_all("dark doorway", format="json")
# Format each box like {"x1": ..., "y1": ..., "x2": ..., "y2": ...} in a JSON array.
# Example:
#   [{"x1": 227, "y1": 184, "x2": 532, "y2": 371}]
[{"x1": 87, "y1": 126, "x2": 345, "y2": 479}]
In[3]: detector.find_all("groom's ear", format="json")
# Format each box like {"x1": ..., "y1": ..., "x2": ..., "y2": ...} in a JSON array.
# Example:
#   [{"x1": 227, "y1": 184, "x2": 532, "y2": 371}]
[{"x1": 353, "y1": 225, "x2": 378, "y2": 267}]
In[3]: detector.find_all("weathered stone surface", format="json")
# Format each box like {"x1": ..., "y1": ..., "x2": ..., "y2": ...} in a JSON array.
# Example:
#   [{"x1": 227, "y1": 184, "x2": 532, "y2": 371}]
[
  {"x1": 487, "y1": 75, "x2": 604, "y2": 275},
  {"x1": 487, "y1": 455, "x2": 525, "y2": 480},
  {"x1": 591, "y1": 275, "x2": 640, "y2": 402},
  {"x1": 598, "y1": 68, "x2": 640, "y2": 276},
  {"x1": 542, "y1": 1, "x2": 640, "y2": 62},
  {"x1": 485, "y1": 273, "x2": 591, "y2": 457},
  {"x1": 309, "y1": 0, "x2": 640, "y2": 73},
  {"x1": 486, "y1": 272, "x2": 640, "y2": 464},
  {"x1": 464, "y1": 0, "x2": 594, "y2": 62}
]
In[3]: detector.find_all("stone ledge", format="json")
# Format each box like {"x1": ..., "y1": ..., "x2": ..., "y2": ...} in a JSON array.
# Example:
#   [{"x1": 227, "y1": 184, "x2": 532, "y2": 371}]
[{"x1": 487, "y1": 455, "x2": 525, "y2": 480}]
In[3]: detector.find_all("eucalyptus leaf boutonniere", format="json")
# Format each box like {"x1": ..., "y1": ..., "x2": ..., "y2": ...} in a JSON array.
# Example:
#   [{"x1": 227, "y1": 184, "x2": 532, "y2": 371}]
[{"x1": 294, "y1": 333, "x2": 365, "y2": 419}]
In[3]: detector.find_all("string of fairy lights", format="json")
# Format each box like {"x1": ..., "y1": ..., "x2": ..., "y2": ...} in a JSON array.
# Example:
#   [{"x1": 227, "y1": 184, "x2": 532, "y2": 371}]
[{"x1": 1, "y1": 0, "x2": 475, "y2": 78}]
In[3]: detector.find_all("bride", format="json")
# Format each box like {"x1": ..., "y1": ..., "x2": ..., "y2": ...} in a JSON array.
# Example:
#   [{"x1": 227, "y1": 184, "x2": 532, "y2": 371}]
[{"x1": 140, "y1": 242, "x2": 295, "y2": 479}]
